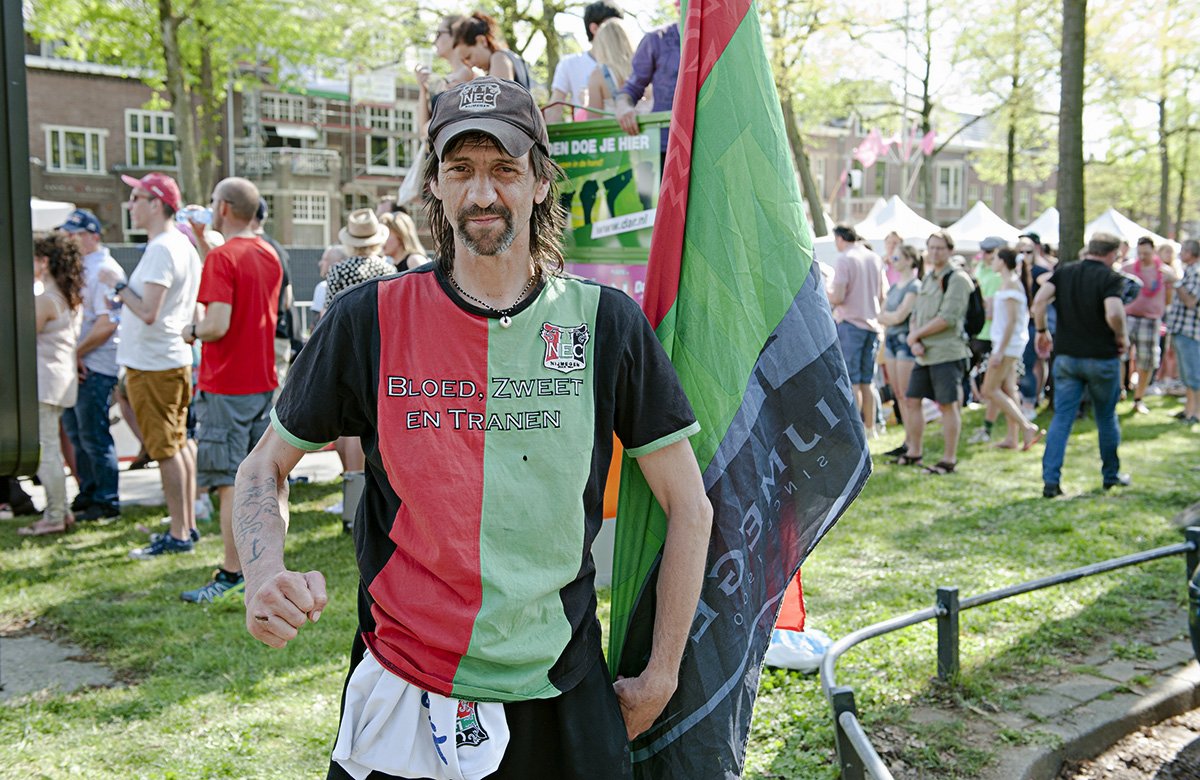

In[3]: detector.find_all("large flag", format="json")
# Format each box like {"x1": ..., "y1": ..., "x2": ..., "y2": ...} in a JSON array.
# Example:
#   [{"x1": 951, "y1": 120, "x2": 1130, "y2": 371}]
[{"x1": 608, "y1": 1, "x2": 872, "y2": 777}]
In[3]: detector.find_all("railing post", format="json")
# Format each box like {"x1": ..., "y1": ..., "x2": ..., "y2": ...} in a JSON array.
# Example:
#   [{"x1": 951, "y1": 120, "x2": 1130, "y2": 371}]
[
  {"x1": 831, "y1": 686, "x2": 867, "y2": 780},
  {"x1": 1185, "y1": 527, "x2": 1200, "y2": 579},
  {"x1": 937, "y1": 586, "x2": 960, "y2": 683}
]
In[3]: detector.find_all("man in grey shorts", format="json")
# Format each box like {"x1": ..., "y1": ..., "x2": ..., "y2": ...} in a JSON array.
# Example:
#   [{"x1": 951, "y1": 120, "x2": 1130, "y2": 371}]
[{"x1": 180, "y1": 177, "x2": 283, "y2": 603}]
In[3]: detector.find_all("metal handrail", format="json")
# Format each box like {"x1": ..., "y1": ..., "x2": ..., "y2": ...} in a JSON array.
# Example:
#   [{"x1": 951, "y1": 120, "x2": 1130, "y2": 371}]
[{"x1": 818, "y1": 528, "x2": 1200, "y2": 779}]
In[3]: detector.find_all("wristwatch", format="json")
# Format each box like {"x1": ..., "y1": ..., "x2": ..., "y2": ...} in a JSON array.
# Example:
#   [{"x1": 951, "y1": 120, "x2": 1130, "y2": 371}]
[
  {"x1": 189, "y1": 323, "x2": 198, "y2": 341},
  {"x1": 113, "y1": 282, "x2": 128, "y2": 295}
]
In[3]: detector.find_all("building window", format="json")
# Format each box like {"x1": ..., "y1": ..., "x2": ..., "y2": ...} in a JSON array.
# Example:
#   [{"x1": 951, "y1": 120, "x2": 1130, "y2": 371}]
[
  {"x1": 126, "y1": 109, "x2": 177, "y2": 168},
  {"x1": 811, "y1": 158, "x2": 826, "y2": 199},
  {"x1": 935, "y1": 162, "x2": 964, "y2": 209},
  {"x1": 292, "y1": 193, "x2": 328, "y2": 224},
  {"x1": 261, "y1": 93, "x2": 308, "y2": 123},
  {"x1": 873, "y1": 162, "x2": 888, "y2": 197},
  {"x1": 967, "y1": 183, "x2": 980, "y2": 203},
  {"x1": 364, "y1": 105, "x2": 417, "y2": 175},
  {"x1": 45, "y1": 126, "x2": 106, "y2": 174},
  {"x1": 1017, "y1": 189, "x2": 1030, "y2": 223},
  {"x1": 291, "y1": 192, "x2": 329, "y2": 246}
]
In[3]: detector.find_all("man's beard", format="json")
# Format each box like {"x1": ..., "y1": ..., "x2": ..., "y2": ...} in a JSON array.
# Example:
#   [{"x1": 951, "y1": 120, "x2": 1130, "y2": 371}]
[{"x1": 456, "y1": 205, "x2": 516, "y2": 256}]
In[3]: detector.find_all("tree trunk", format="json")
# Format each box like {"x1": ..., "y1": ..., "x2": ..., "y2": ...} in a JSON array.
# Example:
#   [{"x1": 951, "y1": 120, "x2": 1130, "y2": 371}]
[
  {"x1": 782, "y1": 93, "x2": 827, "y2": 237},
  {"x1": 1057, "y1": 0, "x2": 1086, "y2": 263},
  {"x1": 157, "y1": 0, "x2": 201, "y2": 205},
  {"x1": 197, "y1": 25, "x2": 222, "y2": 199},
  {"x1": 919, "y1": 5, "x2": 935, "y2": 219},
  {"x1": 1175, "y1": 128, "x2": 1193, "y2": 239},
  {"x1": 1005, "y1": 120, "x2": 1016, "y2": 223},
  {"x1": 539, "y1": 3, "x2": 562, "y2": 88},
  {"x1": 1157, "y1": 95, "x2": 1170, "y2": 236}
]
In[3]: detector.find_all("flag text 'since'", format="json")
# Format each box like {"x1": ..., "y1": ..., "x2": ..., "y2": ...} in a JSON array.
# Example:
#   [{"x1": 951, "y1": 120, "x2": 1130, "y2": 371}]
[{"x1": 608, "y1": 0, "x2": 872, "y2": 777}]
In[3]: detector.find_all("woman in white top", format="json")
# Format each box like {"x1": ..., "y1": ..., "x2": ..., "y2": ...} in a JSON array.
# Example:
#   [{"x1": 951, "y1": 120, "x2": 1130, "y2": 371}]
[
  {"x1": 586, "y1": 18, "x2": 636, "y2": 117},
  {"x1": 984, "y1": 247, "x2": 1043, "y2": 450},
  {"x1": 20, "y1": 234, "x2": 84, "y2": 536}
]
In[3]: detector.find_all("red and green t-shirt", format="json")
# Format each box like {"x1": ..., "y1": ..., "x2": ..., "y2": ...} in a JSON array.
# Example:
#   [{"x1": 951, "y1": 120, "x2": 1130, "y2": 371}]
[
  {"x1": 271, "y1": 265, "x2": 698, "y2": 702},
  {"x1": 196, "y1": 236, "x2": 282, "y2": 395}
]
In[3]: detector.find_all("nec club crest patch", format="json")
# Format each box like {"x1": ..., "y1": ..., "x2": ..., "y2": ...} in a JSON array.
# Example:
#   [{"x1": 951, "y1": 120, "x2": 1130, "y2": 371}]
[
  {"x1": 455, "y1": 700, "x2": 490, "y2": 747},
  {"x1": 459, "y1": 82, "x2": 501, "y2": 112},
  {"x1": 540, "y1": 322, "x2": 589, "y2": 373}
]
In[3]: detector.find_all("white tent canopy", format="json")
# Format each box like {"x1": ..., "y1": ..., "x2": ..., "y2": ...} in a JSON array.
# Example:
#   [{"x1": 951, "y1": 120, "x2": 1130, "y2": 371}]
[
  {"x1": 1085, "y1": 208, "x2": 1174, "y2": 249},
  {"x1": 854, "y1": 195, "x2": 940, "y2": 243},
  {"x1": 1022, "y1": 207, "x2": 1059, "y2": 247},
  {"x1": 947, "y1": 201, "x2": 1021, "y2": 251},
  {"x1": 31, "y1": 197, "x2": 75, "y2": 232}
]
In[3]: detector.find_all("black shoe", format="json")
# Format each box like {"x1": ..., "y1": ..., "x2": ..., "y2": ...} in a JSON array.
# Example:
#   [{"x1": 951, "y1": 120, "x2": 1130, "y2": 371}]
[
  {"x1": 882, "y1": 445, "x2": 908, "y2": 457},
  {"x1": 1043, "y1": 484, "x2": 1063, "y2": 499},
  {"x1": 9, "y1": 497, "x2": 38, "y2": 516},
  {"x1": 1103, "y1": 474, "x2": 1132, "y2": 490},
  {"x1": 70, "y1": 495, "x2": 93, "y2": 513},
  {"x1": 76, "y1": 504, "x2": 120, "y2": 522}
]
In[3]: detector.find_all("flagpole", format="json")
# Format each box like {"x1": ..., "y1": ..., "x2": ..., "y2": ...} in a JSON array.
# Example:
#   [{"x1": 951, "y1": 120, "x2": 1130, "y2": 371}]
[{"x1": 900, "y1": 0, "x2": 911, "y2": 196}]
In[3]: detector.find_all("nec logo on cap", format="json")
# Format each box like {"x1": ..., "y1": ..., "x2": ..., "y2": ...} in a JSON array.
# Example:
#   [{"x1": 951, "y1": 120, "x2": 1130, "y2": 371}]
[{"x1": 459, "y1": 82, "x2": 501, "y2": 112}]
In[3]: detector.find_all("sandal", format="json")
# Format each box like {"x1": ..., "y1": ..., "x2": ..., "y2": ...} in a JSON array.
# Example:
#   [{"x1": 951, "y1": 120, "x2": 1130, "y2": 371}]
[
  {"x1": 1022, "y1": 428, "x2": 1046, "y2": 451},
  {"x1": 892, "y1": 453, "x2": 923, "y2": 466},
  {"x1": 923, "y1": 460, "x2": 957, "y2": 475},
  {"x1": 17, "y1": 516, "x2": 70, "y2": 536}
]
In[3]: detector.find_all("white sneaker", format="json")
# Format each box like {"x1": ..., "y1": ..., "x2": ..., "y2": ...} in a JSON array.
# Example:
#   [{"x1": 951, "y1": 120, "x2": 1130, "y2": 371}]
[
  {"x1": 967, "y1": 427, "x2": 991, "y2": 444},
  {"x1": 325, "y1": 500, "x2": 344, "y2": 515},
  {"x1": 1022, "y1": 406, "x2": 1037, "y2": 421},
  {"x1": 195, "y1": 493, "x2": 214, "y2": 522}
]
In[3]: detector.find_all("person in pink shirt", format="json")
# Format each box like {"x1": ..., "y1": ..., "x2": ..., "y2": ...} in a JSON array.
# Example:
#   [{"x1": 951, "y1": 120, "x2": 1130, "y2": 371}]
[
  {"x1": 1123, "y1": 236, "x2": 1179, "y2": 413},
  {"x1": 828, "y1": 224, "x2": 888, "y2": 429}
]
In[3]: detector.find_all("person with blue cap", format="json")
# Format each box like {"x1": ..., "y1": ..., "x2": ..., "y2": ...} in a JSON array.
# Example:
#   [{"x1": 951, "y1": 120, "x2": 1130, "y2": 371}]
[{"x1": 58, "y1": 209, "x2": 126, "y2": 522}]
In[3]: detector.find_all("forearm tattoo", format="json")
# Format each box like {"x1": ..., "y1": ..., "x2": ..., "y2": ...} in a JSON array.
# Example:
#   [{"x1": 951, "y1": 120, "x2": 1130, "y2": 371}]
[{"x1": 234, "y1": 474, "x2": 281, "y2": 567}]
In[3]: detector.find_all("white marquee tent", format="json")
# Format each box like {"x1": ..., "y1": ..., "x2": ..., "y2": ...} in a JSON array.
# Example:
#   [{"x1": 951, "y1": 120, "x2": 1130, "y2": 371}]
[
  {"x1": 947, "y1": 201, "x2": 1021, "y2": 252},
  {"x1": 854, "y1": 195, "x2": 940, "y2": 243},
  {"x1": 1022, "y1": 208, "x2": 1059, "y2": 247},
  {"x1": 1085, "y1": 208, "x2": 1174, "y2": 249},
  {"x1": 31, "y1": 197, "x2": 75, "y2": 232}
]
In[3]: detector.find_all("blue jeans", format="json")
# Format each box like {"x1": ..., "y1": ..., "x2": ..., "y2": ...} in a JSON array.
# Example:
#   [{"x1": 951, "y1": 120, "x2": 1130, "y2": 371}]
[
  {"x1": 1042, "y1": 355, "x2": 1121, "y2": 486},
  {"x1": 61, "y1": 370, "x2": 120, "y2": 509}
]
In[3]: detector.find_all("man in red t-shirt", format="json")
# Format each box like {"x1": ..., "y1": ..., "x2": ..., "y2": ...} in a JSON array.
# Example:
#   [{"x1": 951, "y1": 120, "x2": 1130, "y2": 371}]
[{"x1": 181, "y1": 177, "x2": 282, "y2": 603}]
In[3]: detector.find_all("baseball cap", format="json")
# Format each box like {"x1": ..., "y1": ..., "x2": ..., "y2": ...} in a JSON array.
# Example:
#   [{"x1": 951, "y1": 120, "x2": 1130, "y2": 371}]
[
  {"x1": 58, "y1": 208, "x2": 102, "y2": 235},
  {"x1": 1018, "y1": 231, "x2": 1041, "y2": 246},
  {"x1": 979, "y1": 236, "x2": 1006, "y2": 252},
  {"x1": 256, "y1": 197, "x2": 268, "y2": 222},
  {"x1": 428, "y1": 77, "x2": 549, "y2": 160},
  {"x1": 120, "y1": 172, "x2": 182, "y2": 212}
]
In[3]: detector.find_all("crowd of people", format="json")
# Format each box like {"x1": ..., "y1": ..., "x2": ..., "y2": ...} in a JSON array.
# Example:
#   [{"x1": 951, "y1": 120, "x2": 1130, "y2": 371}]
[
  {"x1": 828, "y1": 225, "x2": 1200, "y2": 492},
  {"x1": 6, "y1": 169, "x2": 442, "y2": 604}
]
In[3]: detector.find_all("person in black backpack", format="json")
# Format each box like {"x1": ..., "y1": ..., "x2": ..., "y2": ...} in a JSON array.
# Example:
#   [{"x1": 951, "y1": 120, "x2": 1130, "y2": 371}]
[{"x1": 898, "y1": 230, "x2": 973, "y2": 475}]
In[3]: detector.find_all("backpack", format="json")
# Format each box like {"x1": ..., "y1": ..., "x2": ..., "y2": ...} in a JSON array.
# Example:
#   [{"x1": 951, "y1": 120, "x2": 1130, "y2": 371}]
[{"x1": 943, "y1": 271, "x2": 986, "y2": 338}]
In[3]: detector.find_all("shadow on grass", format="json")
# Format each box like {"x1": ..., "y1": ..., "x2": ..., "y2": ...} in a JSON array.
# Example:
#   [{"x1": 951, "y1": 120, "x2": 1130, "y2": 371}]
[{"x1": 0, "y1": 481, "x2": 359, "y2": 728}]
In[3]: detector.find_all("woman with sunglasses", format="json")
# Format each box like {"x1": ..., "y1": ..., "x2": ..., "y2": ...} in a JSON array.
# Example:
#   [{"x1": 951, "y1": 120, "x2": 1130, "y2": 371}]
[{"x1": 415, "y1": 15, "x2": 475, "y2": 142}]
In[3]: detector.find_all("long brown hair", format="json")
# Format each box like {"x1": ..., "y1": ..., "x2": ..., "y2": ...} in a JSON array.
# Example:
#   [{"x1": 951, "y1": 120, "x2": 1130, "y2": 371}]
[
  {"x1": 451, "y1": 12, "x2": 507, "y2": 51},
  {"x1": 35, "y1": 233, "x2": 84, "y2": 310},
  {"x1": 422, "y1": 132, "x2": 567, "y2": 277}
]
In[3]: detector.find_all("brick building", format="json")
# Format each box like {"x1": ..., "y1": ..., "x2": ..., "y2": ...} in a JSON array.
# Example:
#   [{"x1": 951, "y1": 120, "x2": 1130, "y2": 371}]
[
  {"x1": 804, "y1": 117, "x2": 1057, "y2": 229},
  {"x1": 25, "y1": 44, "x2": 425, "y2": 247}
]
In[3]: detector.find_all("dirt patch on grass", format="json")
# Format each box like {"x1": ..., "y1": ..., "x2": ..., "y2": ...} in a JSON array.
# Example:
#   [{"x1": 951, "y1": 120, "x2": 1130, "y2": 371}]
[{"x1": 0, "y1": 621, "x2": 118, "y2": 703}]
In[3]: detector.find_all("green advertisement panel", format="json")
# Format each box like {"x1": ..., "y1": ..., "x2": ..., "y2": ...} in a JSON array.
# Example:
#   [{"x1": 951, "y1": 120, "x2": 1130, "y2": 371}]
[{"x1": 548, "y1": 112, "x2": 669, "y2": 266}]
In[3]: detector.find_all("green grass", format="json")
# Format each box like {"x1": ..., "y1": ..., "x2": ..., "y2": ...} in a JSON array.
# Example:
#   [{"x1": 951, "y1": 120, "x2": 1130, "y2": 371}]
[{"x1": 0, "y1": 396, "x2": 1197, "y2": 778}]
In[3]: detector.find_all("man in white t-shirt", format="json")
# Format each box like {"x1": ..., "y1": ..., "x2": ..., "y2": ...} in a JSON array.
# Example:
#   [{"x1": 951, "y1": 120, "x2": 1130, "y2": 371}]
[
  {"x1": 543, "y1": 0, "x2": 624, "y2": 123},
  {"x1": 101, "y1": 172, "x2": 202, "y2": 558}
]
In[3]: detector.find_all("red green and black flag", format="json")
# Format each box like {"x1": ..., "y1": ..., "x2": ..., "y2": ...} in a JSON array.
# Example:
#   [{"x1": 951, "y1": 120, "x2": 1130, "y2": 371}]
[{"x1": 608, "y1": 0, "x2": 872, "y2": 776}]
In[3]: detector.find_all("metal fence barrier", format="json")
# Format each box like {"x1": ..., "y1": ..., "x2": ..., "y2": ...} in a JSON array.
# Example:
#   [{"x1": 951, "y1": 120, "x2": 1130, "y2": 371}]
[{"x1": 818, "y1": 527, "x2": 1200, "y2": 780}]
